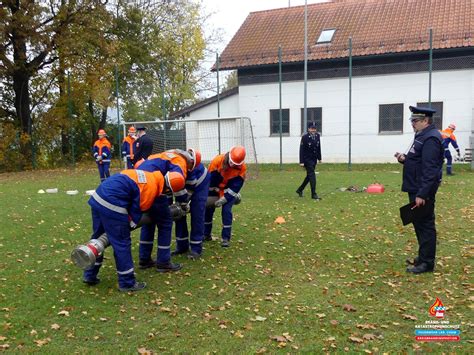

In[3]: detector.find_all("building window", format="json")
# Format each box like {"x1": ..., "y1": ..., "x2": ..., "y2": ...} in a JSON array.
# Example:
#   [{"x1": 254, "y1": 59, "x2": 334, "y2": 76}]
[
  {"x1": 379, "y1": 104, "x2": 403, "y2": 133},
  {"x1": 270, "y1": 109, "x2": 290, "y2": 136},
  {"x1": 301, "y1": 107, "x2": 322, "y2": 134},
  {"x1": 417, "y1": 102, "x2": 443, "y2": 130},
  {"x1": 316, "y1": 29, "x2": 336, "y2": 44}
]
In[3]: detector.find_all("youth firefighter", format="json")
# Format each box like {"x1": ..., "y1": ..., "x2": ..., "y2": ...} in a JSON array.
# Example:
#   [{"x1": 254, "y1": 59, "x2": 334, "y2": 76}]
[
  {"x1": 440, "y1": 123, "x2": 461, "y2": 175},
  {"x1": 122, "y1": 126, "x2": 137, "y2": 169},
  {"x1": 83, "y1": 169, "x2": 185, "y2": 292},
  {"x1": 204, "y1": 146, "x2": 246, "y2": 248},
  {"x1": 93, "y1": 129, "x2": 112, "y2": 183},
  {"x1": 135, "y1": 149, "x2": 200, "y2": 271},
  {"x1": 172, "y1": 149, "x2": 210, "y2": 259}
]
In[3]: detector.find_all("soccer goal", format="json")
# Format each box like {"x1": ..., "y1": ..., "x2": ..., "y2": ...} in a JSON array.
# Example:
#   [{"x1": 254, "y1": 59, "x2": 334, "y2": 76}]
[{"x1": 124, "y1": 117, "x2": 259, "y2": 178}]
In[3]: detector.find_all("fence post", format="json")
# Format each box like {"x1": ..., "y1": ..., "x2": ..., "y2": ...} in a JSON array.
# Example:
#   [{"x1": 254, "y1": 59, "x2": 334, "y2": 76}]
[
  {"x1": 278, "y1": 46, "x2": 283, "y2": 170},
  {"x1": 428, "y1": 28, "x2": 433, "y2": 106},
  {"x1": 216, "y1": 52, "x2": 221, "y2": 154},
  {"x1": 67, "y1": 71, "x2": 75, "y2": 166},
  {"x1": 348, "y1": 37, "x2": 352, "y2": 171}
]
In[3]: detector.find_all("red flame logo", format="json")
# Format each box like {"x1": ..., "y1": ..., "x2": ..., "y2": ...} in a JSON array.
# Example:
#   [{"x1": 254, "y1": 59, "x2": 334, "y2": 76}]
[{"x1": 429, "y1": 298, "x2": 445, "y2": 318}]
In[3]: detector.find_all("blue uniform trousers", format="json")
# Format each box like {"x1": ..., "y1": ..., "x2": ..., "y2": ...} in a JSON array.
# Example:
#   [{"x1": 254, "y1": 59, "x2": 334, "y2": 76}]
[
  {"x1": 408, "y1": 193, "x2": 437, "y2": 268},
  {"x1": 97, "y1": 162, "x2": 110, "y2": 182},
  {"x1": 204, "y1": 199, "x2": 235, "y2": 242},
  {"x1": 83, "y1": 207, "x2": 135, "y2": 288},
  {"x1": 139, "y1": 195, "x2": 173, "y2": 264},
  {"x1": 444, "y1": 150, "x2": 453, "y2": 174},
  {"x1": 175, "y1": 175, "x2": 210, "y2": 254},
  {"x1": 298, "y1": 161, "x2": 317, "y2": 194}
]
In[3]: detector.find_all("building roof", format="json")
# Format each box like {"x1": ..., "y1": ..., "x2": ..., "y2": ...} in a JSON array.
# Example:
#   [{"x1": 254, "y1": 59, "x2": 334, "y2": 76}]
[
  {"x1": 169, "y1": 87, "x2": 239, "y2": 118},
  {"x1": 219, "y1": 0, "x2": 473, "y2": 70}
]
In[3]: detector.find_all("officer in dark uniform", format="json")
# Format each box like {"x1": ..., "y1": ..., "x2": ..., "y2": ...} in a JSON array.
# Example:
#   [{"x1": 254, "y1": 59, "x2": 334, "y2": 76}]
[
  {"x1": 296, "y1": 122, "x2": 322, "y2": 200},
  {"x1": 132, "y1": 125, "x2": 153, "y2": 166},
  {"x1": 394, "y1": 106, "x2": 443, "y2": 274}
]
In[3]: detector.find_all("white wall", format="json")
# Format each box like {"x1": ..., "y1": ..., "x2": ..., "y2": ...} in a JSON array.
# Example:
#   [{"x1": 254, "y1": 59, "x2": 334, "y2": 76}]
[{"x1": 187, "y1": 69, "x2": 473, "y2": 163}]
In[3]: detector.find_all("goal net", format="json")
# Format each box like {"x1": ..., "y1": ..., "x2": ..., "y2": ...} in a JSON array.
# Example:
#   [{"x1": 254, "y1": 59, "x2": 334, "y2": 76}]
[{"x1": 124, "y1": 117, "x2": 259, "y2": 178}]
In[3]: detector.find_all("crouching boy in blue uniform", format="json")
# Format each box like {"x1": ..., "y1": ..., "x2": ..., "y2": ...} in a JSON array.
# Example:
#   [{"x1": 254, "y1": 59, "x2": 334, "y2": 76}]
[{"x1": 83, "y1": 169, "x2": 185, "y2": 292}]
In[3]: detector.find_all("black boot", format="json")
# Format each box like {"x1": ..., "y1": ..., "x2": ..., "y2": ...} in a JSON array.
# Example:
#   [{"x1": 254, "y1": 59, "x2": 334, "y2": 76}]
[
  {"x1": 312, "y1": 193, "x2": 321, "y2": 200},
  {"x1": 406, "y1": 262, "x2": 434, "y2": 274},
  {"x1": 296, "y1": 189, "x2": 303, "y2": 197},
  {"x1": 156, "y1": 262, "x2": 182, "y2": 273}
]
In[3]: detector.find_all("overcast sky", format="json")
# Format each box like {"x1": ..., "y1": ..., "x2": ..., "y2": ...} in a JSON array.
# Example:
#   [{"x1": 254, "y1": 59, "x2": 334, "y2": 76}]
[{"x1": 201, "y1": 0, "x2": 328, "y2": 54}]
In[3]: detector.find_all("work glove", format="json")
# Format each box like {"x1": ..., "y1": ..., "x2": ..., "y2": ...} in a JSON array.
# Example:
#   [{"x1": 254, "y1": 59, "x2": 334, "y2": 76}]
[
  {"x1": 214, "y1": 197, "x2": 227, "y2": 207},
  {"x1": 96, "y1": 156, "x2": 103, "y2": 162}
]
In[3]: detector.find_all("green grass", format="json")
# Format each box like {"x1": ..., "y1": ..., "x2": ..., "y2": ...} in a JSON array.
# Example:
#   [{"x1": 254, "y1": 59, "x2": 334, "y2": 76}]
[{"x1": 0, "y1": 163, "x2": 472, "y2": 353}]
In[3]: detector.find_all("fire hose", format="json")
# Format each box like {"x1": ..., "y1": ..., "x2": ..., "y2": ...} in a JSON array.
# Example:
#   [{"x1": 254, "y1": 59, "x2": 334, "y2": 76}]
[{"x1": 71, "y1": 194, "x2": 242, "y2": 270}]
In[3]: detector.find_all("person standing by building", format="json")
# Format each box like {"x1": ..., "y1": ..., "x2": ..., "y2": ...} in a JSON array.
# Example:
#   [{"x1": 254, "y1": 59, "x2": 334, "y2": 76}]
[
  {"x1": 93, "y1": 129, "x2": 112, "y2": 183},
  {"x1": 296, "y1": 122, "x2": 321, "y2": 200},
  {"x1": 394, "y1": 106, "x2": 443, "y2": 274},
  {"x1": 83, "y1": 168, "x2": 185, "y2": 292},
  {"x1": 204, "y1": 146, "x2": 246, "y2": 248},
  {"x1": 132, "y1": 125, "x2": 153, "y2": 166},
  {"x1": 440, "y1": 123, "x2": 461, "y2": 175},
  {"x1": 122, "y1": 126, "x2": 137, "y2": 169}
]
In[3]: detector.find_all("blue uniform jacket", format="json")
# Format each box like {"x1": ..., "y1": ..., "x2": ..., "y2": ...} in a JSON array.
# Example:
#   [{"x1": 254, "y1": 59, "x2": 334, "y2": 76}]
[
  {"x1": 299, "y1": 132, "x2": 321, "y2": 164},
  {"x1": 402, "y1": 124, "x2": 443, "y2": 199},
  {"x1": 88, "y1": 174, "x2": 142, "y2": 224},
  {"x1": 138, "y1": 156, "x2": 188, "y2": 203},
  {"x1": 185, "y1": 163, "x2": 208, "y2": 193}
]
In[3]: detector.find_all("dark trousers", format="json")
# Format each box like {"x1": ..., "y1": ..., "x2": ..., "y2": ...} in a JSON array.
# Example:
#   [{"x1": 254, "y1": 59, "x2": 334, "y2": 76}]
[
  {"x1": 444, "y1": 150, "x2": 453, "y2": 174},
  {"x1": 408, "y1": 193, "x2": 437, "y2": 268},
  {"x1": 139, "y1": 195, "x2": 173, "y2": 264},
  {"x1": 84, "y1": 208, "x2": 135, "y2": 288},
  {"x1": 97, "y1": 163, "x2": 110, "y2": 182},
  {"x1": 297, "y1": 162, "x2": 317, "y2": 195}
]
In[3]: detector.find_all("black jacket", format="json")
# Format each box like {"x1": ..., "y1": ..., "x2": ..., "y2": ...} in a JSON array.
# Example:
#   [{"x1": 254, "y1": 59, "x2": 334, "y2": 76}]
[
  {"x1": 402, "y1": 124, "x2": 443, "y2": 198},
  {"x1": 299, "y1": 132, "x2": 321, "y2": 164},
  {"x1": 132, "y1": 134, "x2": 153, "y2": 164}
]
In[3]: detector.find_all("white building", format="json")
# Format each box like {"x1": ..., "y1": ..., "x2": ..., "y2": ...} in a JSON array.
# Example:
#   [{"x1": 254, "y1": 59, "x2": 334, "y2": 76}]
[{"x1": 172, "y1": 0, "x2": 474, "y2": 163}]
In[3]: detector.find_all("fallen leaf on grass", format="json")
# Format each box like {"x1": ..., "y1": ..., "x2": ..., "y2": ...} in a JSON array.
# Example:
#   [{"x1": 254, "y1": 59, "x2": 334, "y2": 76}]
[
  {"x1": 34, "y1": 338, "x2": 51, "y2": 347},
  {"x1": 362, "y1": 333, "x2": 377, "y2": 340},
  {"x1": 252, "y1": 316, "x2": 267, "y2": 322},
  {"x1": 343, "y1": 304, "x2": 357, "y2": 312},
  {"x1": 330, "y1": 320, "x2": 339, "y2": 326},
  {"x1": 274, "y1": 216, "x2": 286, "y2": 224},
  {"x1": 50, "y1": 324, "x2": 60, "y2": 330},
  {"x1": 348, "y1": 336, "x2": 364, "y2": 343},
  {"x1": 1, "y1": 344, "x2": 10, "y2": 350},
  {"x1": 99, "y1": 317, "x2": 108, "y2": 322},
  {"x1": 137, "y1": 347, "x2": 154, "y2": 355},
  {"x1": 402, "y1": 314, "x2": 417, "y2": 321},
  {"x1": 57, "y1": 310, "x2": 69, "y2": 317},
  {"x1": 356, "y1": 323, "x2": 376, "y2": 330}
]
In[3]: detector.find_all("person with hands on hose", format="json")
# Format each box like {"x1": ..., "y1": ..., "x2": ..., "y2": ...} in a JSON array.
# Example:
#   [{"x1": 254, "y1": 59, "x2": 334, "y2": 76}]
[
  {"x1": 93, "y1": 129, "x2": 112, "y2": 183},
  {"x1": 83, "y1": 169, "x2": 185, "y2": 292},
  {"x1": 135, "y1": 149, "x2": 199, "y2": 271},
  {"x1": 204, "y1": 146, "x2": 247, "y2": 248},
  {"x1": 172, "y1": 149, "x2": 210, "y2": 259}
]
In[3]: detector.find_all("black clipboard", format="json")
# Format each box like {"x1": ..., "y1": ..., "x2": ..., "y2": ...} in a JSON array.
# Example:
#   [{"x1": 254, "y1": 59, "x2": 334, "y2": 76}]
[{"x1": 399, "y1": 200, "x2": 434, "y2": 226}]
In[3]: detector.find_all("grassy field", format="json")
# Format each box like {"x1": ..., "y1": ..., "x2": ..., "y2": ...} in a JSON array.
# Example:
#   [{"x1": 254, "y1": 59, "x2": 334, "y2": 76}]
[{"x1": 0, "y1": 163, "x2": 472, "y2": 353}]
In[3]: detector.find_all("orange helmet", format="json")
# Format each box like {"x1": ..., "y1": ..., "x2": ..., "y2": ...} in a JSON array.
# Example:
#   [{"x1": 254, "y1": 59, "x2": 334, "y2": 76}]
[
  {"x1": 187, "y1": 148, "x2": 201, "y2": 170},
  {"x1": 128, "y1": 126, "x2": 136, "y2": 134},
  {"x1": 448, "y1": 123, "x2": 456, "y2": 130},
  {"x1": 98, "y1": 129, "x2": 106, "y2": 136},
  {"x1": 164, "y1": 172, "x2": 185, "y2": 193},
  {"x1": 229, "y1": 146, "x2": 246, "y2": 166}
]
